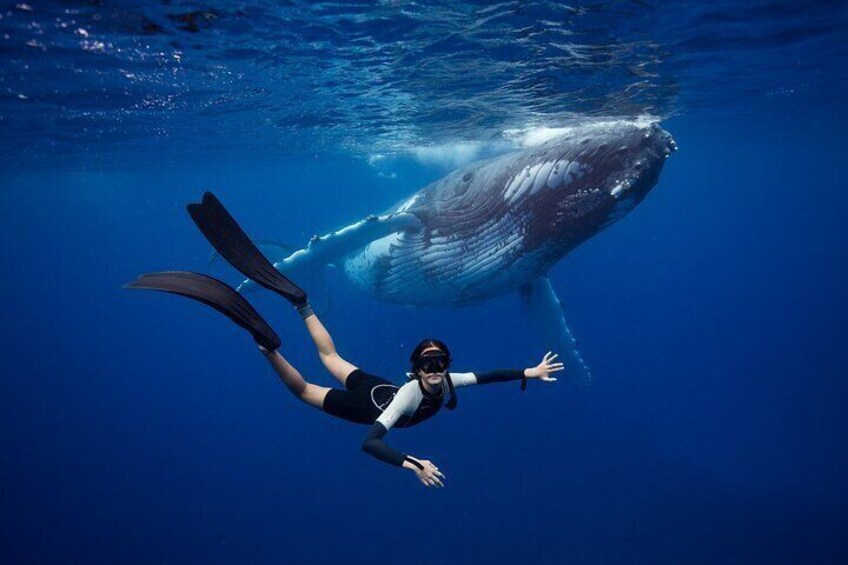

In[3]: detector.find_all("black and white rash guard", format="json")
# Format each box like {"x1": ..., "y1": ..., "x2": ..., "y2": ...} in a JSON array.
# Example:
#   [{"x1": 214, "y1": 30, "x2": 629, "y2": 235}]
[{"x1": 361, "y1": 369, "x2": 525, "y2": 467}]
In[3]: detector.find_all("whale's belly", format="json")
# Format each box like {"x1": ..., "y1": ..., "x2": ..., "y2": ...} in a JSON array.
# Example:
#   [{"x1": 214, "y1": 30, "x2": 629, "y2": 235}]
[{"x1": 341, "y1": 218, "x2": 548, "y2": 307}]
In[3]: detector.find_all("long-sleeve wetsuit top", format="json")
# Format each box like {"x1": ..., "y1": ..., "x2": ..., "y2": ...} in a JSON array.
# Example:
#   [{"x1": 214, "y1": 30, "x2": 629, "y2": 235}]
[{"x1": 361, "y1": 369, "x2": 525, "y2": 467}]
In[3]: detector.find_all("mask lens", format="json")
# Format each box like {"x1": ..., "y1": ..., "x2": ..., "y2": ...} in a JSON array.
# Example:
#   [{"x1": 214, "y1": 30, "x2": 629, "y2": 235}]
[{"x1": 418, "y1": 355, "x2": 448, "y2": 373}]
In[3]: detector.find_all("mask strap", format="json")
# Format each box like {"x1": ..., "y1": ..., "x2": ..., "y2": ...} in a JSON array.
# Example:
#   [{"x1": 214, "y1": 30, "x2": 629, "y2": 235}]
[{"x1": 444, "y1": 372, "x2": 457, "y2": 410}]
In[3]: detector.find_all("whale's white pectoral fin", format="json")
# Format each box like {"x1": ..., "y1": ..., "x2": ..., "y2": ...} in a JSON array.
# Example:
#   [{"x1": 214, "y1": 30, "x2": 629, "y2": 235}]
[
  {"x1": 238, "y1": 212, "x2": 421, "y2": 292},
  {"x1": 519, "y1": 276, "x2": 592, "y2": 385},
  {"x1": 280, "y1": 211, "x2": 422, "y2": 268}
]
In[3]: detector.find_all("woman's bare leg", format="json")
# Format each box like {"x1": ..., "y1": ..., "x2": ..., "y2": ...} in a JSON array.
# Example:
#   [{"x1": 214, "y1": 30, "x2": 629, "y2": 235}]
[
  {"x1": 301, "y1": 313, "x2": 358, "y2": 386},
  {"x1": 263, "y1": 348, "x2": 331, "y2": 410}
]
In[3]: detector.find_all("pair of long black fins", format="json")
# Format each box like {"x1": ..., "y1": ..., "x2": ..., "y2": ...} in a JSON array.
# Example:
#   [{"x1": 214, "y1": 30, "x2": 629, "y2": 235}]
[{"x1": 125, "y1": 192, "x2": 306, "y2": 351}]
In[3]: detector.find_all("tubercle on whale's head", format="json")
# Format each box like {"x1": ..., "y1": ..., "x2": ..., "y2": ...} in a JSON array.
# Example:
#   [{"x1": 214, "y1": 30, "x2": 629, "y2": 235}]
[
  {"x1": 547, "y1": 120, "x2": 676, "y2": 201},
  {"x1": 607, "y1": 121, "x2": 676, "y2": 198},
  {"x1": 516, "y1": 120, "x2": 676, "y2": 256}
]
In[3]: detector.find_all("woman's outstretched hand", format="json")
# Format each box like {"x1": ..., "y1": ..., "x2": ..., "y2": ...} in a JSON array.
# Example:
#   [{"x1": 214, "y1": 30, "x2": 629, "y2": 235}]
[
  {"x1": 524, "y1": 351, "x2": 564, "y2": 382},
  {"x1": 407, "y1": 457, "x2": 446, "y2": 488}
]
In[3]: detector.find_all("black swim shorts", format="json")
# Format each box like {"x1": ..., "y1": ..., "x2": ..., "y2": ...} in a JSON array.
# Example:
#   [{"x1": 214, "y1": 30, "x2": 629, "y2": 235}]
[{"x1": 322, "y1": 369, "x2": 400, "y2": 425}]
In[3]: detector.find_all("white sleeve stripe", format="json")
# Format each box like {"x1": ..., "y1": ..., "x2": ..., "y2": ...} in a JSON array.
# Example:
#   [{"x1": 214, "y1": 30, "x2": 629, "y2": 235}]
[{"x1": 448, "y1": 372, "x2": 478, "y2": 388}]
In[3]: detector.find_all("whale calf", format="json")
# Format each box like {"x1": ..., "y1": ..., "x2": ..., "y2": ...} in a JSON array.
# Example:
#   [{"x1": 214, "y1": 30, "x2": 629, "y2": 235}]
[{"x1": 243, "y1": 119, "x2": 677, "y2": 383}]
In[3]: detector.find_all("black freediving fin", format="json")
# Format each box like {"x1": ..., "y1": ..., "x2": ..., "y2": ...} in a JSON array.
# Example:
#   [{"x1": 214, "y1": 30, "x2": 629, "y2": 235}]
[
  {"x1": 207, "y1": 239, "x2": 294, "y2": 265},
  {"x1": 124, "y1": 271, "x2": 281, "y2": 351},
  {"x1": 186, "y1": 192, "x2": 307, "y2": 306}
]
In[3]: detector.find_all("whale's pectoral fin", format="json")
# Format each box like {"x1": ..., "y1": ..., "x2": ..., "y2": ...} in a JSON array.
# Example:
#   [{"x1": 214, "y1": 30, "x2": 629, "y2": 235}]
[
  {"x1": 209, "y1": 239, "x2": 294, "y2": 265},
  {"x1": 519, "y1": 276, "x2": 592, "y2": 386},
  {"x1": 238, "y1": 211, "x2": 422, "y2": 293}
]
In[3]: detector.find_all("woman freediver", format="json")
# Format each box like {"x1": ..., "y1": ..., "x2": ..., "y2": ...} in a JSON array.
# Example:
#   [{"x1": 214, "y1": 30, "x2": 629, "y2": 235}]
[{"x1": 125, "y1": 192, "x2": 563, "y2": 488}]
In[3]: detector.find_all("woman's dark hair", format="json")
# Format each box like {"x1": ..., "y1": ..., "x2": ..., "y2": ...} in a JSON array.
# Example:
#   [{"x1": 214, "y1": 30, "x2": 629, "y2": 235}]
[{"x1": 409, "y1": 338, "x2": 451, "y2": 366}]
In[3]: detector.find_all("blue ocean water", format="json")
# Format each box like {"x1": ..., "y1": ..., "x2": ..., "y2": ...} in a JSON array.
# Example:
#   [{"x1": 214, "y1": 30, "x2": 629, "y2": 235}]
[{"x1": 2, "y1": 1, "x2": 847, "y2": 563}]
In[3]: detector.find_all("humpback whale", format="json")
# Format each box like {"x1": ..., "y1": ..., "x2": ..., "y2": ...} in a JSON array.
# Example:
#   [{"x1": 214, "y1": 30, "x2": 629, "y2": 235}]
[{"x1": 242, "y1": 119, "x2": 677, "y2": 383}]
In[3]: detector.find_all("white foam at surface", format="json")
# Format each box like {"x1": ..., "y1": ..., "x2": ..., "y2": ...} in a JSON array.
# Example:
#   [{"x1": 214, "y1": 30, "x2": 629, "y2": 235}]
[
  {"x1": 506, "y1": 115, "x2": 660, "y2": 147},
  {"x1": 411, "y1": 141, "x2": 488, "y2": 169},
  {"x1": 387, "y1": 115, "x2": 660, "y2": 172}
]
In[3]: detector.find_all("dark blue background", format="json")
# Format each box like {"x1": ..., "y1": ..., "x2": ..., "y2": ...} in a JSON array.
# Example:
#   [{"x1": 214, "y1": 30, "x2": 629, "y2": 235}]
[{"x1": 3, "y1": 101, "x2": 847, "y2": 563}]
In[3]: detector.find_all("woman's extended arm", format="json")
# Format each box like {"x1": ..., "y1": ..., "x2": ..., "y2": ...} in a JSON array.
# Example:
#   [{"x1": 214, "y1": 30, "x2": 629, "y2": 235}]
[
  {"x1": 360, "y1": 382, "x2": 446, "y2": 487},
  {"x1": 361, "y1": 422, "x2": 406, "y2": 466},
  {"x1": 362, "y1": 425, "x2": 445, "y2": 487},
  {"x1": 452, "y1": 351, "x2": 564, "y2": 387}
]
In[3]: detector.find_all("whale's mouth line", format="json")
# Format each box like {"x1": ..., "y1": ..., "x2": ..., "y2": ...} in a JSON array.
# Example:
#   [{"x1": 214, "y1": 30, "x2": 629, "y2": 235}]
[{"x1": 603, "y1": 194, "x2": 639, "y2": 227}]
